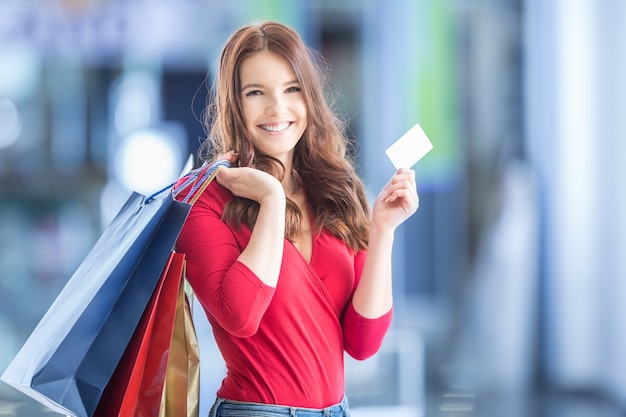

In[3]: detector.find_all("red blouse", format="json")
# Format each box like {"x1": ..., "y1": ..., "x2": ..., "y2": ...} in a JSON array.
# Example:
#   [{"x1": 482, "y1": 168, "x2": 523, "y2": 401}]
[{"x1": 175, "y1": 180, "x2": 392, "y2": 408}]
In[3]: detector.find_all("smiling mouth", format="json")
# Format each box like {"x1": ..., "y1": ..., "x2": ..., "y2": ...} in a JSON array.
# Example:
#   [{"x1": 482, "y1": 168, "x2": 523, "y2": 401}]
[{"x1": 260, "y1": 122, "x2": 291, "y2": 132}]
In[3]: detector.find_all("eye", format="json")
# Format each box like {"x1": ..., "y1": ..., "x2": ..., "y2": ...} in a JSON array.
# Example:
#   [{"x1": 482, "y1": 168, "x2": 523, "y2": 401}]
[
  {"x1": 285, "y1": 86, "x2": 302, "y2": 93},
  {"x1": 245, "y1": 89, "x2": 262, "y2": 97}
]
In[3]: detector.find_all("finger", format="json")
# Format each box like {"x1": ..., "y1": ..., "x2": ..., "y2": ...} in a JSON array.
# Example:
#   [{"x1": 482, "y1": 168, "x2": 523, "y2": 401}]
[
  {"x1": 385, "y1": 178, "x2": 413, "y2": 194},
  {"x1": 392, "y1": 167, "x2": 414, "y2": 176},
  {"x1": 386, "y1": 189, "x2": 420, "y2": 211},
  {"x1": 395, "y1": 167, "x2": 415, "y2": 176},
  {"x1": 385, "y1": 181, "x2": 418, "y2": 203},
  {"x1": 379, "y1": 169, "x2": 416, "y2": 201},
  {"x1": 385, "y1": 188, "x2": 411, "y2": 203},
  {"x1": 391, "y1": 169, "x2": 415, "y2": 184},
  {"x1": 381, "y1": 182, "x2": 406, "y2": 203},
  {"x1": 218, "y1": 150, "x2": 239, "y2": 163},
  {"x1": 215, "y1": 165, "x2": 235, "y2": 184}
]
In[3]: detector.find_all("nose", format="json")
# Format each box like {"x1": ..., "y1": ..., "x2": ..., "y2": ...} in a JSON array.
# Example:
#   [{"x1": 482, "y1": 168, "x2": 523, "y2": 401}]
[{"x1": 265, "y1": 93, "x2": 285, "y2": 116}]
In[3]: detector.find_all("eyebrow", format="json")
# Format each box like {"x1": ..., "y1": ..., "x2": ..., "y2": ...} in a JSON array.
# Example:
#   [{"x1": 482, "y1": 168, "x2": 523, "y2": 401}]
[{"x1": 241, "y1": 79, "x2": 300, "y2": 91}]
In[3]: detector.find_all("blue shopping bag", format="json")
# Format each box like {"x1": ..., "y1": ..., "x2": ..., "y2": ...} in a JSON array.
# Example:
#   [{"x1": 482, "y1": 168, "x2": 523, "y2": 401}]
[{"x1": 1, "y1": 160, "x2": 228, "y2": 417}]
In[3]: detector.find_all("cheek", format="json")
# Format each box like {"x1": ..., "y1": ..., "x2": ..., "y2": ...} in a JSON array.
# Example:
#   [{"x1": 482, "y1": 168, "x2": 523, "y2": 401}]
[
  {"x1": 295, "y1": 99, "x2": 308, "y2": 120},
  {"x1": 240, "y1": 103, "x2": 253, "y2": 125},
  {"x1": 241, "y1": 100, "x2": 262, "y2": 124}
]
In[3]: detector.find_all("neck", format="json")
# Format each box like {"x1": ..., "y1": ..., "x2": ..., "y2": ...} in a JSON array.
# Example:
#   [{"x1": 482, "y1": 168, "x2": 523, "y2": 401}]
[
  {"x1": 282, "y1": 171, "x2": 301, "y2": 197},
  {"x1": 279, "y1": 154, "x2": 299, "y2": 196}
]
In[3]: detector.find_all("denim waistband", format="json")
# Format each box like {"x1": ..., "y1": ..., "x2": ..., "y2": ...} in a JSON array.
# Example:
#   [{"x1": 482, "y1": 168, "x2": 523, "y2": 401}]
[{"x1": 209, "y1": 395, "x2": 350, "y2": 417}]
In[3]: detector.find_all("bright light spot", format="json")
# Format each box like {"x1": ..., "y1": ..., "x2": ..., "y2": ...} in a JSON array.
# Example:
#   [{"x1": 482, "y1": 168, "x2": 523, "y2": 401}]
[
  {"x1": 0, "y1": 98, "x2": 22, "y2": 149},
  {"x1": 0, "y1": 44, "x2": 40, "y2": 100},
  {"x1": 113, "y1": 72, "x2": 157, "y2": 136},
  {"x1": 113, "y1": 129, "x2": 182, "y2": 195}
]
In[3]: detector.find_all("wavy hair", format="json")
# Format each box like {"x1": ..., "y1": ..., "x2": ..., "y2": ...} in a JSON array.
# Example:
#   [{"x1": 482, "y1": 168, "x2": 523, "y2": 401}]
[{"x1": 201, "y1": 21, "x2": 370, "y2": 251}]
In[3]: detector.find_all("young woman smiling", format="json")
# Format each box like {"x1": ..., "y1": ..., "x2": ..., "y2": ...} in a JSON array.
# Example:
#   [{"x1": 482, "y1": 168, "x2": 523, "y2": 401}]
[{"x1": 175, "y1": 20, "x2": 419, "y2": 417}]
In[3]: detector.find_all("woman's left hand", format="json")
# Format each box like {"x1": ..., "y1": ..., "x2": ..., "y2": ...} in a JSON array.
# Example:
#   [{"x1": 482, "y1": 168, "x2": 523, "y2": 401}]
[{"x1": 371, "y1": 168, "x2": 419, "y2": 231}]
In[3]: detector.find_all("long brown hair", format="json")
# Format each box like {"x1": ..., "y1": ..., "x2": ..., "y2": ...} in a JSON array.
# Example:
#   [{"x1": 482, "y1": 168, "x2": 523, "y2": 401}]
[{"x1": 201, "y1": 21, "x2": 370, "y2": 251}]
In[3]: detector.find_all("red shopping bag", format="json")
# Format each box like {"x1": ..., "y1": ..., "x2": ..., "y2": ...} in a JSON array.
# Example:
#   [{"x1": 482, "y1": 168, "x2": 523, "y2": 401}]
[{"x1": 93, "y1": 252, "x2": 184, "y2": 417}]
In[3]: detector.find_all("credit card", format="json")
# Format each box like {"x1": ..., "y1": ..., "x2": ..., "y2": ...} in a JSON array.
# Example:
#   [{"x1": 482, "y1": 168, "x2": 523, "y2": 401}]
[{"x1": 385, "y1": 123, "x2": 433, "y2": 169}]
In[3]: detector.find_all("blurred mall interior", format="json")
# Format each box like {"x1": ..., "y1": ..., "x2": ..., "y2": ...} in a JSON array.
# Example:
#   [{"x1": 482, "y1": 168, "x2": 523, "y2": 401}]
[{"x1": 1, "y1": 0, "x2": 626, "y2": 416}]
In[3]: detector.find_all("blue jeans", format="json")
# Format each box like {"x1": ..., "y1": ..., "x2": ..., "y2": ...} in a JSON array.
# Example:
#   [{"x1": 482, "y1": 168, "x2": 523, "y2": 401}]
[{"x1": 208, "y1": 396, "x2": 351, "y2": 417}]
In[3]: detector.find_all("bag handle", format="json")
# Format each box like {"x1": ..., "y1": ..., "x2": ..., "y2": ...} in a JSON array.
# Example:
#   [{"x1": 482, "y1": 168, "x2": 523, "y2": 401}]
[
  {"x1": 144, "y1": 159, "x2": 230, "y2": 205},
  {"x1": 179, "y1": 159, "x2": 229, "y2": 204}
]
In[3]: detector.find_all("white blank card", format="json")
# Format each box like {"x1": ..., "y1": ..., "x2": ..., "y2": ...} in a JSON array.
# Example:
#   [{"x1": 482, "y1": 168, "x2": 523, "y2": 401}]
[{"x1": 385, "y1": 123, "x2": 433, "y2": 169}]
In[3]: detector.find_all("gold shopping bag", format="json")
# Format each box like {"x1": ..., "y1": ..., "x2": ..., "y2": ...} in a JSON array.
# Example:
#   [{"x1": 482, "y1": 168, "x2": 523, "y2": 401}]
[{"x1": 159, "y1": 258, "x2": 200, "y2": 417}]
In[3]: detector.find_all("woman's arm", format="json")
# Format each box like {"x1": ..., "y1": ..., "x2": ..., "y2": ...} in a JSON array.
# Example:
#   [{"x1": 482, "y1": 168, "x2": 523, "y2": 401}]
[
  {"x1": 351, "y1": 168, "x2": 419, "y2": 318},
  {"x1": 177, "y1": 161, "x2": 286, "y2": 338},
  {"x1": 216, "y1": 165, "x2": 286, "y2": 288}
]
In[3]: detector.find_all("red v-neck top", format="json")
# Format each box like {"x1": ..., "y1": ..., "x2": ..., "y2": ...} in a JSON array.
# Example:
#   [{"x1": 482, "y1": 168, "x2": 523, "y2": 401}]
[{"x1": 175, "y1": 180, "x2": 392, "y2": 408}]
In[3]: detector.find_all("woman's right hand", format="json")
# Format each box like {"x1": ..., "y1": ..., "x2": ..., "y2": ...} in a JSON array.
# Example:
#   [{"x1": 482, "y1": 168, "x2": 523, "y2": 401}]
[{"x1": 215, "y1": 152, "x2": 285, "y2": 204}]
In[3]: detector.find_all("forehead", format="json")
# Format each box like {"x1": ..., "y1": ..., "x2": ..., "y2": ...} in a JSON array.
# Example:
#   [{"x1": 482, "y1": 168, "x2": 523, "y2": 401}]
[{"x1": 239, "y1": 50, "x2": 297, "y2": 83}]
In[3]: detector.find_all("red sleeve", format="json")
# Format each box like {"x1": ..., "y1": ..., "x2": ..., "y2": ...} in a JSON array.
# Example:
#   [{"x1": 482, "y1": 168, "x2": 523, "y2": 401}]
[
  {"x1": 176, "y1": 184, "x2": 275, "y2": 338},
  {"x1": 342, "y1": 250, "x2": 393, "y2": 360}
]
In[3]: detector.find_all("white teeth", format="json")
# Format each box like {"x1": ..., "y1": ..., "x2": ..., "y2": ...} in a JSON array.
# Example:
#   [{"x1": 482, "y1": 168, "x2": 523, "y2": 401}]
[{"x1": 261, "y1": 123, "x2": 290, "y2": 132}]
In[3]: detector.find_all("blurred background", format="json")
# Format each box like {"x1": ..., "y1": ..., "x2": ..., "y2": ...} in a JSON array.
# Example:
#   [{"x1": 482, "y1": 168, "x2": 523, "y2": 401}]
[{"x1": 1, "y1": 0, "x2": 625, "y2": 416}]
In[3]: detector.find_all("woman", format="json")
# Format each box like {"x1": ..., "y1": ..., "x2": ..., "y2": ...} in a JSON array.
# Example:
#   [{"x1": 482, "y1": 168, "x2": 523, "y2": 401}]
[{"x1": 175, "y1": 20, "x2": 419, "y2": 417}]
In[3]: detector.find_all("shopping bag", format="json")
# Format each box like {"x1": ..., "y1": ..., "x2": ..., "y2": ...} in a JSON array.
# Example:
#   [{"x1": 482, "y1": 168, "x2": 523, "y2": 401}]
[
  {"x1": 93, "y1": 160, "x2": 216, "y2": 416},
  {"x1": 0, "y1": 191, "x2": 190, "y2": 417},
  {"x1": 1, "y1": 160, "x2": 229, "y2": 417},
  {"x1": 92, "y1": 252, "x2": 187, "y2": 417},
  {"x1": 159, "y1": 262, "x2": 200, "y2": 417}
]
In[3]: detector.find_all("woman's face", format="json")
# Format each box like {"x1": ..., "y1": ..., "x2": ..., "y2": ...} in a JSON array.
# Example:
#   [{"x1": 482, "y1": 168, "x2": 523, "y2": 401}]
[{"x1": 239, "y1": 50, "x2": 308, "y2": 165}]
